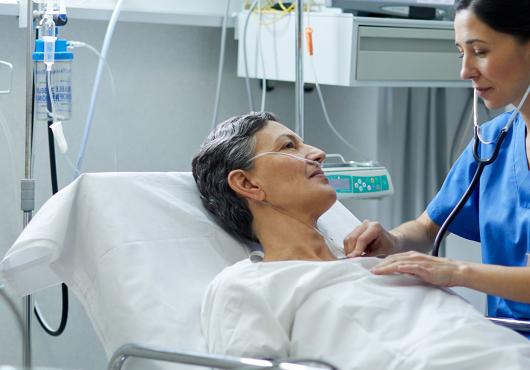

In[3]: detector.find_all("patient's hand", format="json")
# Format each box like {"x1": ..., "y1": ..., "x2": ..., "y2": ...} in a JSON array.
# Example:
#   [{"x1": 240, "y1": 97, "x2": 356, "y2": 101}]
[
  {"x1": 369, "y1": 251, "x2": 466, "y2": 287},
  {"x1": 343, "y1": 220, "x2": 401, "y2": 258}
]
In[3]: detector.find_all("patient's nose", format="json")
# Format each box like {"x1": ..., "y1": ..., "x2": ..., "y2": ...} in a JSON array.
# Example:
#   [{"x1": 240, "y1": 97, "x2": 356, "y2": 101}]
[{"x1": 306, "y1": 145, "x2": 326, "y2": 164}]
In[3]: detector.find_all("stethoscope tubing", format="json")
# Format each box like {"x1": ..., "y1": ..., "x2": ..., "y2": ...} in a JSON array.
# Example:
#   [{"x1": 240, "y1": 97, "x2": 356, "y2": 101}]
[
  {"x1": 432, "y1": 127, "x2": 509, "y2": 257},
  {"x1": 430, "y1": 81, "x2": 530, "y2": 256}
]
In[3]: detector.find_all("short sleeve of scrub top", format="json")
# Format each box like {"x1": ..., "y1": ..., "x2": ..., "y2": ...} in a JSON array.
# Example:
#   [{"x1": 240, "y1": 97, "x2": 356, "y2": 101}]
[{"x1": 427, "y1": 111, "x2": 530, "y2": 325}]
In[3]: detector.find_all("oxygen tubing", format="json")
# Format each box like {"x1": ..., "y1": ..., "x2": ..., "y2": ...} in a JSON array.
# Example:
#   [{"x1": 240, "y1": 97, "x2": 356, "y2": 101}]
[
  {"x1": 73, "y1": 0, "x2": 125, "y2": 178},
  {"x1": 211, "y1": 0, "x2": 232, "y2": 129}
]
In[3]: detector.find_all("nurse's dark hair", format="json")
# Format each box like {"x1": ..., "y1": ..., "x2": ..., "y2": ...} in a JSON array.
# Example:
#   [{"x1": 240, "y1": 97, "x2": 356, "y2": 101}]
[
  {"x1": 192, "y1": 112, "x2": 277, "y2": 243},
  {"x1": 455, "y1": 0, "x2": 530, "y2": 43}
]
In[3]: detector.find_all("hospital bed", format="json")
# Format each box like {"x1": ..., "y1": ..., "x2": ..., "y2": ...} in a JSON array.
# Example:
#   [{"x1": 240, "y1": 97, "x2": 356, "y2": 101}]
[
  {"x1": 0, "y1": 172, "x2": 357, "y2": 370},
  {"x1": 2, "y1": 172, "x2": 530, "y2": 370}
]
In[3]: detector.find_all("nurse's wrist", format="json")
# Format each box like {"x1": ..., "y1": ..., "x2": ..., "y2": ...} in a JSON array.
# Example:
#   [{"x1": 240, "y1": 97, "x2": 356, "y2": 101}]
[
  {"x1": 451, "y1": 260, "x2": 472, "y2": 287},
  {"x1": 389, "y1": 229, "x2": 404, "y2": 254}
]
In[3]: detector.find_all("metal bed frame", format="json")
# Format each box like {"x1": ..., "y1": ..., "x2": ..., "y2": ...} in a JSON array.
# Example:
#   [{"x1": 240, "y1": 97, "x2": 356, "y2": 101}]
[
  {"x1": 108, "y1": 344, "x2": 336, "y2": 370},
  {"x1": 108, "y1": 318, "x2": 530, "y2": 370}
]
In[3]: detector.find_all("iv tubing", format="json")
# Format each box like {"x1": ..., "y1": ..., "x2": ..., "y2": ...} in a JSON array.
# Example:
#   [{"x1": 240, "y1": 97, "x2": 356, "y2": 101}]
[
  {"x1": 309, "y1": 58, "x2": 370, "y2": 162},
  {"x1": 258, "y1": 0, "x2": 267, "y2": 112},
  {"x1": 211, "y1": 0, "x2": 231, "y2": 129},
  {"x1": 32, "y1": 118, "x2": 69, "y2": 337},
  {"x1": 69, "y1": 40, "x2": 117, "y2": 97},
  {"x1": 305, "y1": 12, "x2": 370, "y2": 163},
  {"x1": 74, "y1": 0, "x2": 125, "y2": 178},
  {"x1": 295, "y1": 0, "x2": 304, "y2": 138},
  {"x1": 68, "y1": 40, "x2": 118, "y2": 168},
  {"x1": 243, "y1": 1, "x2": 258, "y2": 112},
  {"x1": 46, "y1": 70, "x2": 57, "y2": 119}
]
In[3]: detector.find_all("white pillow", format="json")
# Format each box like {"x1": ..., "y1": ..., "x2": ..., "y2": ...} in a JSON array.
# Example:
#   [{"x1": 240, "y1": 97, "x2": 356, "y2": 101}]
[{"x1": 0, "y1": 172, "x2": 360, "y2": 369}]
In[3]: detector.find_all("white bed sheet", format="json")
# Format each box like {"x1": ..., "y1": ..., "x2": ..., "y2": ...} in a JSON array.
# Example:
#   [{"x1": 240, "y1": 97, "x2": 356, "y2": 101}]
[
  {"x1": 0, "y1": 172, "x2": 359, "y2": 369},
  {"x1": 203, "y1": 258, "x2": 530, "y2": 370}
]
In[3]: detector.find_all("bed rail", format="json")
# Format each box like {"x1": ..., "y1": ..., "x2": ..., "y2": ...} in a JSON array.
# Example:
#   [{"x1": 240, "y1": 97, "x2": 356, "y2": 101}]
[{"x1": 108, "y1": 344, "x2": 337, "y2": 370}]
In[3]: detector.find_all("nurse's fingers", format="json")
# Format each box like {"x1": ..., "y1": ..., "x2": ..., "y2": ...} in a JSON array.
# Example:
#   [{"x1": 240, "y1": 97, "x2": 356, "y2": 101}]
[
  {"x1": 345, "y1": 220, "x2": 383, "y2": 257},
  {"x1": 369, "y1": 251, "x2": 423, "y2": 272},
  {"x1": 345, "y1": 220, "x2": 389, "y2": 257},
  {"x1": 343, "y1": 220, "x2": 370, "y2": 257},
  {"x1": 370, "y1": 259, "x2": 418, "y2": 275},
  {"x1": 370, "y1": 252, "x2": 456, "y2": 287},
  {"x1": 373, "y1": 263, "x2": 430, "y2": 280},
  {"x1": 372, "y1": 251, "x2": 426, "y2": 266}
]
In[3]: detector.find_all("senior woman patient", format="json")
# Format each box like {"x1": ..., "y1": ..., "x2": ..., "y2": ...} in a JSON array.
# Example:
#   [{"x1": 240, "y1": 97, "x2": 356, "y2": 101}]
[{"x1": 192, "y1": 112, "x2": 530, "y2": 370}]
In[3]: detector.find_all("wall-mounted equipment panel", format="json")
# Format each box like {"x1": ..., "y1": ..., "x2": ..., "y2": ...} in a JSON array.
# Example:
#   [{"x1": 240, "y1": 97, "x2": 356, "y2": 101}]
[{"x1": 236, "y1": 11, "x2": 469, "y2": 87}]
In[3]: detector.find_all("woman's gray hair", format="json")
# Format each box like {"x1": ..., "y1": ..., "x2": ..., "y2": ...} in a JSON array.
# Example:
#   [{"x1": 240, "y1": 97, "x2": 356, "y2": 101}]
[{"x1": 192, "y1": 112, "x2": 277, "y2": 243}]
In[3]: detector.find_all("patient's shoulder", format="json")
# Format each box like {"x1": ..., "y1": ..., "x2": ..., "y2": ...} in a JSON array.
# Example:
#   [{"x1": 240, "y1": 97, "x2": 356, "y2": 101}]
[
  {"x1": 202, "y1": 258, "x2": 267, "y2": 323},
  {"x1": 206, "y1": 259, "x2": 255, "y2": 295}
]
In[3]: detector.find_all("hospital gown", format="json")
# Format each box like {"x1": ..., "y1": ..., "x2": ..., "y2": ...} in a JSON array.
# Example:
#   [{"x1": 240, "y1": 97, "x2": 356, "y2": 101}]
[{"x1": 202, "y1": 257, "x2": 530, "y2": 370}]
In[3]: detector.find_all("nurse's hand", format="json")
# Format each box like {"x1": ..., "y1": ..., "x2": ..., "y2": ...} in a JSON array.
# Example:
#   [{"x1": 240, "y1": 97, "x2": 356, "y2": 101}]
[
  {"x1": 370, "y1": 251, "x2": 466, "y2": 287},
  {"x1": 343, "y1": 220, "x2": 401, "y2": 258}
]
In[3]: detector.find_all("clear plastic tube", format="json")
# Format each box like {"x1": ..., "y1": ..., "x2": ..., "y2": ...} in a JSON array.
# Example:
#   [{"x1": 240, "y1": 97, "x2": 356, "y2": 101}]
[
  {"x1": 74, "y1": 0, "x2": 125, "y2": 178},
  {"x1": 43, "y1": 36, "x2": 56, "y2": 71},
  {"x1": 248, "y1": 151, "x2": 321, "y2": 167},
  {"x1": 309, "y1": 58, "x2": 370, "y2": 163},
  {"x1": 258, "y1": 0, "x2": 267, "y2": 112},
  {"x1": 305, "y1": 12, "x2": 370, "y2": 163},
  {"x1": 243, "y1": 1, "x2": 259, "y2": 112},
  {"x1": 67, "y1": 41, "x2": 117, "y2": 97},
  {"x1": 41, "y1": 16, "x2": 57, "y2": 75},
  {"x1": 46, "y1": 69, "x2": 57, "y2": 118},
  {"x1": 45, "y1": 68, "x2": 70, "y2": 154},
  {"x1": 245, "y1": 150, "x2": 347, "y2": 261},
  {"x1": 211, "y1": 0, "x2": 231, "y2": 129},
  {"x1": 40, "y1": 14, "x2": 55, "y2": 38},
  {"x1": 68, "y1": 40, "x2": 117, "y2": 170}
]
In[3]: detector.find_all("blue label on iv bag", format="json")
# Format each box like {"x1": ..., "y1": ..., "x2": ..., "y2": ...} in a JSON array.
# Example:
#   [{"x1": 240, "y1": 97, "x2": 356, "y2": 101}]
[
  {"x1": 33, "y1": 39, "x2": 73, "y2": 61},
  {"x1": 33, "y1": 39, "x2": 73, "y2": 121}
]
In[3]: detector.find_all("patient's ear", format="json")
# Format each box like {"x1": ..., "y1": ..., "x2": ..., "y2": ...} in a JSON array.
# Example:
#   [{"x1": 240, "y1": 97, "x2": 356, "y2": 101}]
[{"x1": 227, "y1": 170, "x2": 265, "y2": 201}]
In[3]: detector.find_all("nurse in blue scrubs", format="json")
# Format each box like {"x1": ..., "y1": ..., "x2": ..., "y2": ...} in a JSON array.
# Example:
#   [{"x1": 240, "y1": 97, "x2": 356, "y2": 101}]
[{"x1": 344, "y1": 0, "x2": 530, "y2": 331}]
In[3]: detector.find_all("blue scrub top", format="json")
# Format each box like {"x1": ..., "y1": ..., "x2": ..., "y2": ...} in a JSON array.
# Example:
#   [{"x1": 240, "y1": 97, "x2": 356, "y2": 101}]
[{"x1": 427, "y1": 111, "x2": 530, "y2": 328}]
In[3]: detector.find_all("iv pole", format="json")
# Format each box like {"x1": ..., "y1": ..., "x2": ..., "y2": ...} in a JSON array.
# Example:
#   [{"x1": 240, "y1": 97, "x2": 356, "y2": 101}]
[
  {"x1": 16, "y1": 3, "x2": 301, "y2": 367},
  {"x1": 22, "y1": 0, "x2": 36, "y2": 367},
  {"x1": 295, "y1": 0, "x2": 304, "y2": 139}
]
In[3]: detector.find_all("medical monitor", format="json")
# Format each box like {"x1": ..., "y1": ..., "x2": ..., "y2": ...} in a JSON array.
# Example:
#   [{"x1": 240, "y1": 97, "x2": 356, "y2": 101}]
[{"x1": 332, "y1": 0, "x2": 456, "y2": 20}]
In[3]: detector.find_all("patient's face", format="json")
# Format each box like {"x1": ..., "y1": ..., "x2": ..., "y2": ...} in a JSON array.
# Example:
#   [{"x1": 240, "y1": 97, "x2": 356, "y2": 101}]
[{"x1": 249, "y1": 121, "x2": 336, "y2": 218}]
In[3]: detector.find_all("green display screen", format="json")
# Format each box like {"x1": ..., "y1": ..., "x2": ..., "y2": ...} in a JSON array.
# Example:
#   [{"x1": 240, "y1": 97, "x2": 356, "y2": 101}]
[{"x1": 327, "y1": 175, "x2": 389, "y2": 193}]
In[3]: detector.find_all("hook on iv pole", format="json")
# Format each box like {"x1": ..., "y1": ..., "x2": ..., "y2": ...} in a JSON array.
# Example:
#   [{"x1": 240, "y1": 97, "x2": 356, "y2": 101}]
[{"x1": 0, "y1": 60, "x2": 14, "y2": 94}]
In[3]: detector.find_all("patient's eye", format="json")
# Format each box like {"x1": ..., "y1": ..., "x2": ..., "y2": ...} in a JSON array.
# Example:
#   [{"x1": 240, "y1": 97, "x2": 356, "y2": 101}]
[{"x1": 281, "y1": 140, "x2": 296, "y2": 150}]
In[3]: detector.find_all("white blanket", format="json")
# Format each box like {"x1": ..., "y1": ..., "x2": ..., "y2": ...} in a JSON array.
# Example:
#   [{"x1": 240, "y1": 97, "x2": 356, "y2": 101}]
[{"x1": 202, "y1": 257, "x2": 530, "y2": 370}]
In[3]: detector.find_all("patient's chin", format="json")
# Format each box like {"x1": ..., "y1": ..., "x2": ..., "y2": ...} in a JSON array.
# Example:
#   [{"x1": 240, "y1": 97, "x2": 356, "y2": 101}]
[
  {"x1": 326, "y1": 190, "x2": 338, "y2": 209},
  {"x1": 312, "y1": 186, "x2": 337, "y2": 216}
]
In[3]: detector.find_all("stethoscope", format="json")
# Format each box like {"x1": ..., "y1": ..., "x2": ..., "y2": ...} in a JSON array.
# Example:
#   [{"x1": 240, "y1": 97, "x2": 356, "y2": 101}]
[{"x1": 432, "y1": 84, "x2": 530, "y2": 257}]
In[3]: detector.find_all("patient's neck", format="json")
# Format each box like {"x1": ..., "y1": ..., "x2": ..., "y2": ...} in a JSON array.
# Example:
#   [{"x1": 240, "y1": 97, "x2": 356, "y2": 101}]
[{"x1": 252, "y1": 205, "x2": 336, "y2": 262}]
